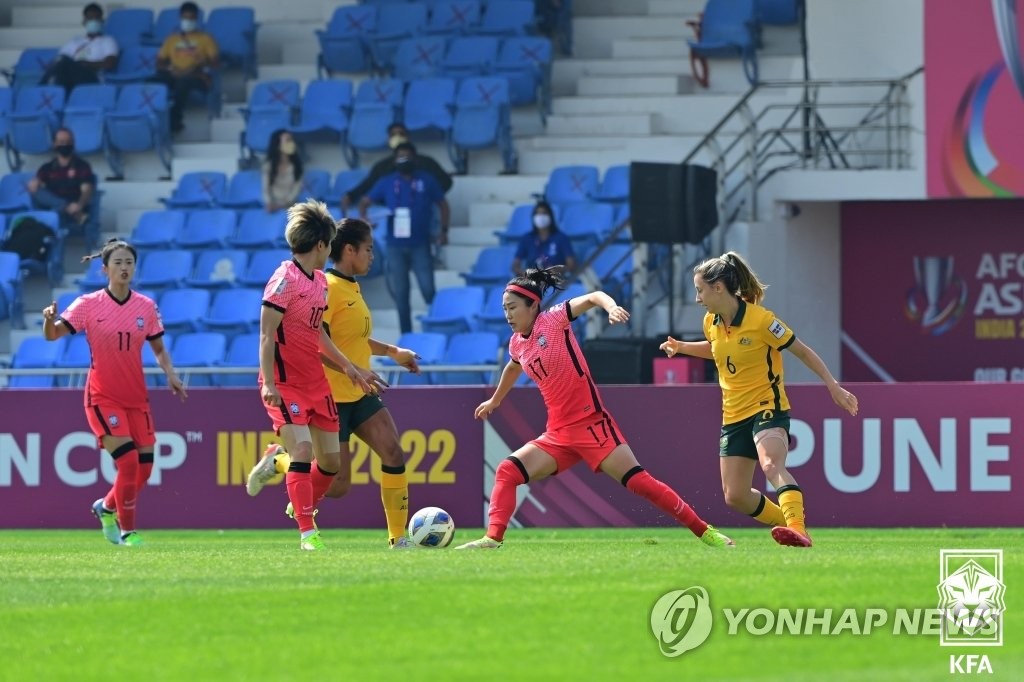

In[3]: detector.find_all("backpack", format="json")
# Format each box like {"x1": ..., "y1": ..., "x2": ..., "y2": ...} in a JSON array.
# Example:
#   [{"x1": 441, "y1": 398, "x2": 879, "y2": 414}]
[{"x1": 2, "y1": 216, "x2": 56, "y2": 262}]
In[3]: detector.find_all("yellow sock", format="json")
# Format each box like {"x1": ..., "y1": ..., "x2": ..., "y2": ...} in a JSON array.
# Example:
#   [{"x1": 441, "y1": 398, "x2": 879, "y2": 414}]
[
  {"x1": 777, "y1": 486, "x2": 808, "y2": 535},
  {"x1": 273, "y1": 453, "x2": 291, "y2": 474},
  {"x1": 380, "y1": 470, "x2": 409, "y2": 543},
  {"x1": 750, "y1": 492, "x2": 786, "y2": 527}
]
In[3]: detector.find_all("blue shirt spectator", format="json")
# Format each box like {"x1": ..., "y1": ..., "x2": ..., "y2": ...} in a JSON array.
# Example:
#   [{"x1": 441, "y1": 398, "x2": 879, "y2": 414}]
[
  {"x1": 366, "y1": 169, "x2": 444, "y2": 247},
  {"x1": 512, "y1": 200, "x2": 576, "y2": 273}
]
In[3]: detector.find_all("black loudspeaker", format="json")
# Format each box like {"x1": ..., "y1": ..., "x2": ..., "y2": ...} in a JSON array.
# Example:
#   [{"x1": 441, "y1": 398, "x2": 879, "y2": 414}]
[
  {"x1": 582, "y1": 338, "x2": 658, "y2": 384},
  {"x1": 629, "y1": 162, "x2": 719, "y2": 244}
]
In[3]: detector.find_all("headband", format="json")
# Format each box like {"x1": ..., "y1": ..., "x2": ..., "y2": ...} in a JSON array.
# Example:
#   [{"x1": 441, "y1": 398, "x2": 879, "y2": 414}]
[{"x1": 505, "y1": 284, "x2": 540, "y2": 303}]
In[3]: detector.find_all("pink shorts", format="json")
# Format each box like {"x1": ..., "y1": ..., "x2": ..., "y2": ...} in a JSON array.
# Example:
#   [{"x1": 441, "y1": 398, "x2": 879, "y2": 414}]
[
  {"x1": 265, "y1": 385, "x2": 339, "y2": 434},
  {"x1": 530, "y1": 412, "x2": 627, "y2": 473},
  {"x1": 86, "y1": 403, "x2": 156, "y2": 449}
]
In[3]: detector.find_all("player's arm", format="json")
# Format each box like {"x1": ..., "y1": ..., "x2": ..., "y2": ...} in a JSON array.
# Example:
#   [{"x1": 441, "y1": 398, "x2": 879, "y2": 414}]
[
  {"x1": 148, "y1": 336, "x2": 188, "y2": 401},
  {"x1": 659, "y1": 337, "x2": 713, "y2": 359},
  {"x1": 259, "y1": 304, "x2": 285, "y2": 406},
  {"x1": 568, "y1": 290, "x2": 629, "y2": 325},
  {"x1": 319, "y1": 327, "x2": 389, "y2": 394},
  {"x1": 368, "y1": 338, "x2": 421, "y2": 374},
  {"x1": 787, "y1": 339, "x2": 859, "y2": 416},
  {"x1": 41, "y1": 301, "x2": 72, "y2": 341},
  {"x1": 474, "y1": 360, "x2": 524, "y2": 419}
]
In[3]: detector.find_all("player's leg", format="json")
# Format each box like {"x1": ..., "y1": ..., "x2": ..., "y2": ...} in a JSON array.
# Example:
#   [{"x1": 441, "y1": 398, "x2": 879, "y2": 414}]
[
  {"x1": 599, "y1": 444, "x2": 734, "y2": 547},
  {"x1": 278, "y1": 424, "x2": 321, "y2": 547},
  {"x1": 720, "y1": 415, "x2": 787, "y2": 527},
  {"x1": 755, "y1": 426, "x2": 811, "y2": 547},
  {"x1": 456, "y1": 443, "x2": 559, "y2": 549},
  {"x1": 101, "y1": 435, "x2": 142, "y2": 545},
  {"x1": 351, "y1": 402, "x2": 410, "y2": 546},
  {"x1": 309, "y1": 424, "x2": 341, "y2": 506},
  {"x1": 246, "y1": 440, "x2": 287, "y2": 496},
  {"x1": 85, "y1": 408, "x2": 123, "y2": 544},
  {"x1": 126, "y1": 408, "x2": 157, "y2": 544}
]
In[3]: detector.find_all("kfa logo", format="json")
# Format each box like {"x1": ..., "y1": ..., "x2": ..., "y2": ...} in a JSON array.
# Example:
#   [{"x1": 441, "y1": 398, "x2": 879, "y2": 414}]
[
  {"x1": 939, "y1": 549, "x2": 1004, "y2": 675},
  {"x1": 650, "y1": 586, "x2": 713, "y2": 657}
]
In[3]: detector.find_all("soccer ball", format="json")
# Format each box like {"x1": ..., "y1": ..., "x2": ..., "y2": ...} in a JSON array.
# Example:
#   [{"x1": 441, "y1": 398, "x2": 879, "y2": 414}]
[{"x1": 407, "y1": 506, "x2": 455, "y2": 548}]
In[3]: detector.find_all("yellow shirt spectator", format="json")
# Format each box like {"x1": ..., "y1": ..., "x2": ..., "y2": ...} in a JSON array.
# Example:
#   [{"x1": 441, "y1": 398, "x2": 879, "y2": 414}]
[{"x1": 158, "y1": 31, "x2": 218, "y2": 73}]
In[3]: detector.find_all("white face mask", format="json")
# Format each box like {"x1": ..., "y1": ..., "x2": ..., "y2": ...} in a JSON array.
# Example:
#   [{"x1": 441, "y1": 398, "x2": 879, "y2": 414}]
[
  {"x1": 280, "y1": 140, "x2": 296, "y2": 156},
  {"x1": 533, "y1": 214, "x2": 552, "y2": 229},
  {"x1": 180, "y1": 18, "x2": 197, "y2": 32},
  {"x1": 84, "y1": 19, "x2": 103, "y2": 35}
]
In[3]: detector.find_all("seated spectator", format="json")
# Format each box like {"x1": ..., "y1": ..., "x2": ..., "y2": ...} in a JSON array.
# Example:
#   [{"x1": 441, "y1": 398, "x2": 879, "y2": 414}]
[
  {"x1": 40, "y1": 3, "x2": 119, "y2": 95},
  {"x1": 512, "y1": 200, "x2": 575, "y2": 274},
  {"x1": 151, "y1": 1, "x2": 219, "y2": 133},
  {"x1": 27, "y1": 127, "x2": 96, "y2": 229},
  {"x1": 340, "y1": 123, "x2": 453, "y2": 215},
  {"x1": 262, "y1": 129, "x2": 303, "y2": 212}
]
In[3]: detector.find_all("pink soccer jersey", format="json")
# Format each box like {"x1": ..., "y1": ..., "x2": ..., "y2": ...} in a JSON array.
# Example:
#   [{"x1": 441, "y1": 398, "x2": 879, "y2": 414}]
[
  {"x1": 260, "y1": 259, "x2": 331, "y2": 392},
  {"x1": 508, "y1": 302, "x2": 606, "y2": 430},
  {"x1": 60, "y1": 289, "x2": 164, "y2": 408}
]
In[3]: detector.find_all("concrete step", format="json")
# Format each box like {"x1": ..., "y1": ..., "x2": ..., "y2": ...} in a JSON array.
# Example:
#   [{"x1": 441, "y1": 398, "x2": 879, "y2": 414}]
[
  {"x1": 10, "y1": 7, "x2": 80, "y2": 27},
  {"x1": 612, "y1": 38, "x2": 688, "y2": 59},
  {"x1": 171, "y1": 156, "x2": 240, "y2": 179},
  {"x1": 516, "y1": 138, "x2": 699, "y2": 175},
  {"x1": 553, "y1": 57, "x2": 695, "y2": 94},
  {"x1": 446, "y1": 244, "x2": 490, "y2": 274},
  {"x1": 448, "y1": 224, "x2": 504, "y2": 247},
  {"x1": 173, "y1": 142, "x2": 240, "y2": 160},
  {"x1": 649, "y1": 0, "x2": 704, "y2": 15},
  {"x1": 0, "y1": 26, "x2": 77, "y2": 50},
  {"x1": 546, "y1": 113, "x2": 654, "y2": 137},
  {"x1": 469, "y1": 201, "x2": 522, "y2": 227},
  {"x1": 254, "y1": 63, "x2": 320, "y2": 84},
  {"x1": 519, "y1": 133, "x2": 703, "y2": 151},
  {"x1": 552, "y1": 94, "x2": 752, "y2": 135},
  {"x1": 576, "y1": 75, "x2": 687, "y2": 97},
  {"x1": 573, "y1": 0, "x2": 651, "y2": 16},
  {"x1": 573, "y1": 16, "x2": 693, "y2": 59},
  {"x1": 257, "y1": 21, "x2": 324, "y2": 67}
]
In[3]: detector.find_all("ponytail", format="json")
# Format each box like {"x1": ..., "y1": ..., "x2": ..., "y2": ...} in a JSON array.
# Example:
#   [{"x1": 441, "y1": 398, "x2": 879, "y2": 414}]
[
  {"x1": 82, "y1": 238, "x2": 137, "y2": 265},
  {"x1": 505, "y1": 265, "x2": 567, "y2": 304},
  {"x1": 693, "y1": 251, "x2": 768, "y2": 304}
]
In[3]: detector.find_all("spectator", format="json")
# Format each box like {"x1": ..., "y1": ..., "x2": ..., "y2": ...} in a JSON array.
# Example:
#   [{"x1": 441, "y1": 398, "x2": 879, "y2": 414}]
[
  {"x1": 262, "y1": 129, "x2": 303, "y2": 212},
  {"x1": 27, "y1": 128, "x2": 96, "y2": 236},
  {"x1": 340, "y1": 123, "x2": 452, "y2": 215},
  {"x1": 40, "y1": 3, "x2": 119, "y2": 96},
  {"x1": 358, "y1": 142, "x2": 450, "y2": 334},
  {"x1": 512, "y1": 200, "x2": 575, "y2": 274},
  {"x1": 151, "y1": 1, "x2": 219, "y2": 133}
]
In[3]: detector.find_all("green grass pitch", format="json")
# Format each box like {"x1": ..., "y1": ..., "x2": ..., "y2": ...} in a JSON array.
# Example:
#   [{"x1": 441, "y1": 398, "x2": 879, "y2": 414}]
[{"x1": 1, "y1": 528, "x2": 1020, "y2": 681}]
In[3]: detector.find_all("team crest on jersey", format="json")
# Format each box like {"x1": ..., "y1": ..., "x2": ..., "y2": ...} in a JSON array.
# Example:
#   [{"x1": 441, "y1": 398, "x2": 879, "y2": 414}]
[
  {"x1": 538, "y1": 335, "x2": 547, "y2": 348},
  {"x1": 739, "y1": 337, "x2": 751, "y2": 345},
  {"x1": 768, "y1": 319, "x2": 787, "y2": 339},
  {"x1": 136, "y1": 317, "x2": 144, "y2": 329},
  {"x1": 109, "y1": 415, "x2": 119, "y2": 427},
  {"x1": 290, "y1": 402, "x2": 300, "y2": 415}
]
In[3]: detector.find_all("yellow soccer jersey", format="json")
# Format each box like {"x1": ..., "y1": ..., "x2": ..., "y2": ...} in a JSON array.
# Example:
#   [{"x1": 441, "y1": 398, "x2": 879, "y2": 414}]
[
  {"x1": 323, "y1": 269, "x2": 373, "y2": 403},
  {"x1": 702, "y1": 298, "x2": 797, "y2": 424}
]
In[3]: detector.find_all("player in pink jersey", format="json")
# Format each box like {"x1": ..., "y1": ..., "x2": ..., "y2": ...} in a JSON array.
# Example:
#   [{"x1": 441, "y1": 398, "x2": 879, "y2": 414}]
[
  {"x1": 456, "y1": 266, "x2": 734, "y2": 550},
  {"x1": 42, "y1": 239, "x2": 187, "y2": 547},
  {"x1": 258, "y1": 200, "x2": 387, "y2": 551}
]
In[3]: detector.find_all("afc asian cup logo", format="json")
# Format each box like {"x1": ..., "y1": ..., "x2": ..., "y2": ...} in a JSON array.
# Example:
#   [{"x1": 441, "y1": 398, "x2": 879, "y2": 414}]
[
  {"x1": 904, "y1": 256, "x2": 968, "y2": 335},
  {"x1": 650, "y1": 586, "x2": 714, "y2": 657},
  {"x1": 937, "y1": 549, "x2": 1006, "y2": 646}
]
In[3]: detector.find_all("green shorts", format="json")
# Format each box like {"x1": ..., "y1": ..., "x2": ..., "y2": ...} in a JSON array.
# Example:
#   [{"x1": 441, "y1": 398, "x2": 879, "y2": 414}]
[
  {"x1": 719, "y1": 410, "x2": 791, "y2": 459},
  {"x1": 338, "y1": 393, "x2": 385, "y2": 442}
]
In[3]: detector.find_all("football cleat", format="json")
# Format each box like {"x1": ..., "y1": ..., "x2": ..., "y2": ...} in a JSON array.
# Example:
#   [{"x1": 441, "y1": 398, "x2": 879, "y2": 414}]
[
  {"x1": 699, "y1": 525, "x2": 736, "y2": 548},
  {"x1": 771, "y1": 526, "x2": 813, "y2": 547},
  {"x1": 246, "y1": 443, "x2": 284, "y2": 496},
  {"x1": 300, "y1": 530, "x2": 325, "y2": 551},
  {"x1": 390, "y1": 536, "x2": 417, "y2": 550},
  {"x1": 120, "y1": 531, "x2": 143, "y2": 547},
  {"x1": 91, "y1": 498, "x2": 121, "y2": 545},
  {"x1": 454, "y1": 536, "x2": 503, "y2": 550}
]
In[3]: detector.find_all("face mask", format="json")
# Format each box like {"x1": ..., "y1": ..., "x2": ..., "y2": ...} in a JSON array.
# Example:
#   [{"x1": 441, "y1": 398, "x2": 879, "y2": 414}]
[
  {"x1": 84, "y1": 19, "x2": 103, "y2": 34},
  {"x1": 533, "y1": 214, "x2": 552, "y2": 229},
  {"x1": 388, "y1": 134, "x2": 408, "y2": 149},
  {"x1": 280, "y1": 140, "x2": 296, "y2": 156},
  {"x1": 395, "y1": 157, "x2": 413, "y2": 174},
  {"x1": 180, "y1": 18, "x2": 197, "y2": 32},
  {"x1": 56, "y1": 144, "x2": 74, "y2": 158}
]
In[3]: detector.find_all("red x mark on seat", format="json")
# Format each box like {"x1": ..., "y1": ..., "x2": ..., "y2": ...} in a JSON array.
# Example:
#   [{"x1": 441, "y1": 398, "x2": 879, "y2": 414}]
[
  {"x1": 475, "y1": 82, "x2": 500, "y2": 104},
  {"x1": 344, "y1": 11, "x2": 372, "y2": 32},
  {"x1": 569, "y1": 174, "x2": 587, "y2": 194},
  {"x1": 139, "y1": 87, "x2": 160, "y2": 111},
  {"x1": 413, "y1": 43, "x2": 440, "y2": 66},
  {"x1": 518, "y1": 45, "x2": 544, "y2": 63},
  {"x1": 199, "y1": 177, "x2": 218, "y2": 197},
  {"x1": 140, "y1": 53, "x2": 156, "y2": 70},
  {"x1": 267, "y1": 86, "x2": 292, "y2": 105},
  {"x1": 373, "y1": 84, "x2": 393, "y2": 103},
  {"x1": 37, "y1": 92, "x2": 58, "y2": 112},
  {"x1": 447, "y1": 3, "x2": 472, "y2": 26}
]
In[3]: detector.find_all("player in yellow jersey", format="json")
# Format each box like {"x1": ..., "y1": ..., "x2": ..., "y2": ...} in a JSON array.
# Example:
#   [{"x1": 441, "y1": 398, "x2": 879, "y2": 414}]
[
  {"x1": 659, "y1": 252, "x2": 858, "y2": 547},
  {"x1": 247, "y1": 218, "x2": 423, "y2": 548}
]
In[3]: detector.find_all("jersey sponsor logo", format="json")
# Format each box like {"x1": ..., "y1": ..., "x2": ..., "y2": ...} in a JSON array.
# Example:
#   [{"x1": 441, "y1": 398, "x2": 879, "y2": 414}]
[{"x1": 768, "y1": 319, "x2": 787, "y2": 339}]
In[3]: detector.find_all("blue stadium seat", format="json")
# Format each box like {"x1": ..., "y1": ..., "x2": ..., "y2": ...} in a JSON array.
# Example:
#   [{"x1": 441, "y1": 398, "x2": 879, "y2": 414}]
[
  {"x1": 688, "y1": 0, "x2": 759, "y2": 86},
  {"x1": 403, "y1": 77, "x2": 455, "y2": 138},
  {"x1": 219, "y1": 170, "x2": 264, "y2": 209},
  {"x1": 142, "y1": 332, "x2": 170, "y2": 387},
  {"x1": 239, "y1": 80, "x2": 300, "y2": 160},
  {"x1": 758, "y1": 0, "x2": 801, "y2": 25},
  {"x1": 0, "y1": 172, "x2": 34, "y2": 213},
  {"x1": 7, "y1": 48, "x2": 59, "y2": 93},
  {"x1": 5, "y1": 86, "x2": 65, "y2": 171},
  {"x1": 449, "y1": 76, "x2": 516, "y2": 174},
  {"x1": 433, "y1": 331, "x2": 500, "y2": 384},
  {"x1": 392, "y1": 36, "x2": 448, "y2": 82},
  {"x1": 0, "y1": 250, "x2": 25, "y2": 324},
  {"x1": 161, "y1": 171, "x2": 228, "y2": 209},
  {"x1": 186, "y1": 249, "x2": 248, "y2": 288},
  {"x1": 549, "y1": 282, "x2": 588, "y2": 340},
  {"x1": 105, "y1": 8, "x2": 154, "y2": 47},
  {"x1": 172, "y1": 332, "x2": 227, "y2": 387},
  {"x1": 55, "y1": 332, "x2": 91, "y2": 387},
  {"x1": 290, "y1": 80, "x2": 352, "y2": 141},
  {"x1": 344, "y1": 78, "x2": 403, "y2": 167},
  {"x1": 62, "y1": 84, "x2": 118, "y2": 156},
  {"x1": 544, "y1": 165, "x2": 599, "y2": 207},
  {"x1": 130, "y1": 210, "x2": 186, "y2": 249},
  {"x1": 104, "y1": 83, "x2": 171, "y2": 179},
  {"x1": 367, "y1": 2, "x2": 428, "y2": 71},
  {"x1": 441, "y1": 37, "x2": 499, "y2": 78},
  {"x1": 158, "y1": 288, "x2": 211, "y2": 333},
  {"x1": 230, "y1": 210, "x2": 287, "y2": 249},
  {"x1": 596, "y1": 164, "x2": 630, "y2": 203},
  {"x1": 177, "y1": 209, "x2": 237, "y2": 249},
  {"x1": 425, "y1": 0, "x2": 482, "y2": 36},
  {"x1": 379, "y1": 331, "x2": 447, "y2": 385},
  {"x1": 104, "y1": 45, "x2": 160, "y2": 85},
  {"x1": 239, "y1": 249, "x2": 291, "y2": 286},
  {"x1": 495, "y1": 36, "x2": 553, "y2": 118},
  {"x1": 298, "y1": 169, "x2": 332, "y2": 202},
  {"x1": 135, "y1": 249, "x2": 193, "y2": 290},
  {"x1": 142, "y1": 7, "x2": 202, "y2": 48},
  {"x1": 327, "y1": 168, "x2": 370, "y2": 205},
  {"x1": 0, "y1": 87, "x2": 10, "y2": 142},
  {"x1": 9, "y1": 336, "x2": 64, "y2": 388},
  {"x1": 419, "y1": 285, "x2": 485, "y2": 335},
  {"x1": 208, "y1": 7, "x2": 259, "y2": 79},
  {"x1": 478, "y1": 286, "x2": 513, "y2": 346},
  {"x1": 76, "y1": 258, "x2": 108, "y2": 290},
  {"x1": 493, "y1": 203, "x2": 535, "y2": 244},
  {"x1": 317, "y1": 5, "x2": 376, "y2": 77},
  {"x1": 460, "y1": 245, "x2": 515, "y2": 288},
  {"x1": 7, "y1": 210, "x2": 64, "y2": 284},
  {"x1": 560, "y1": 202, "x2": 615, "y2": 252},
  {"x1": 216, "y1": 332, "x2": 259, "y2": 387},
  {"x1": 201, "y1": 288, "x2": 263, "y2": 334},
  {"x1": 478, "y1": 0, "x2": 535, "y2": 36},
  {"x1": 587, "y1": 243, "x2": 633, "y2": 303}
]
